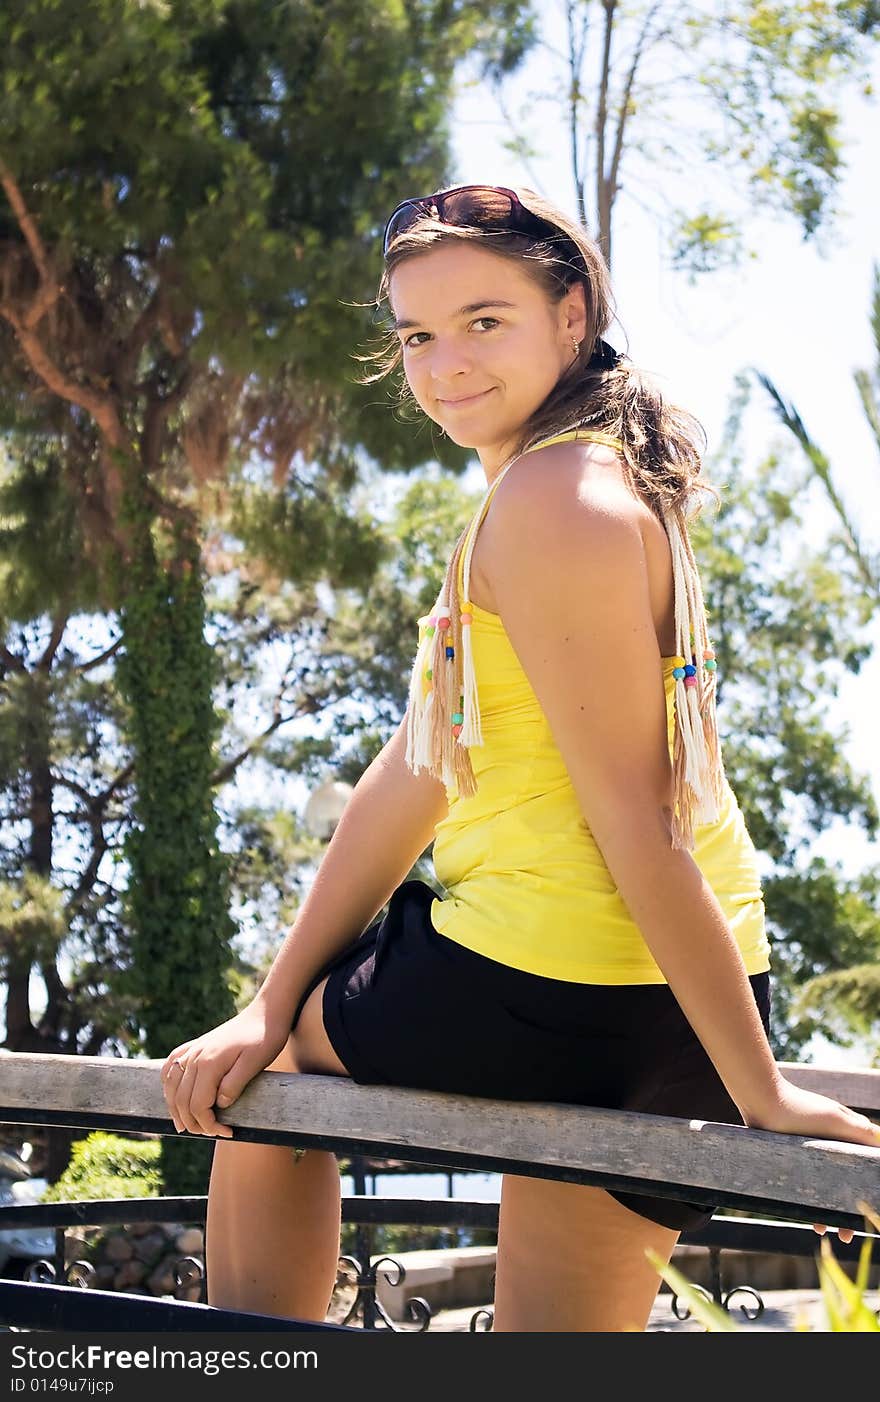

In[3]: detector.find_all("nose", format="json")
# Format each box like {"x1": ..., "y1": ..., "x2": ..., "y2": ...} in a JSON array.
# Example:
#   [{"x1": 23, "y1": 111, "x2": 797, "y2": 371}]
[{"x1": 428, "y1": 336, "x2": 476, "y2": 385}]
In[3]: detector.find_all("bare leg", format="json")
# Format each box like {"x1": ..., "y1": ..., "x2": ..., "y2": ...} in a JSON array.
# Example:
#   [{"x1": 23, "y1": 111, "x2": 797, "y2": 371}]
[
  {"x1": 493, "y1": 1175, "x2": 680, "y2": 1332},
  {"x1": 205, "y1": 977, "x2": 348, "y2": 1321},
  {"x1": 206, "y1": 1137, "x2": 341, "y2": 1319}
]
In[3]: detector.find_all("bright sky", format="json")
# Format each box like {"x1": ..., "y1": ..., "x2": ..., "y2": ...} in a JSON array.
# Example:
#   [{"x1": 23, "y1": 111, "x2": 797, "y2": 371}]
[{"x1": 449, "y1": 11, "x2": 880, "y2": 891}]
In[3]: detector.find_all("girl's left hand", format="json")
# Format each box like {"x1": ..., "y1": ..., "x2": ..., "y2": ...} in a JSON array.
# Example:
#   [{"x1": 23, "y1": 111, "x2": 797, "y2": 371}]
[
  {"x1": 813, "y1": 1223, "x2": 854, "y2": 1244},
  {"x1": 745, "y1": 1076, "x2": 880, "y2": 1249}
]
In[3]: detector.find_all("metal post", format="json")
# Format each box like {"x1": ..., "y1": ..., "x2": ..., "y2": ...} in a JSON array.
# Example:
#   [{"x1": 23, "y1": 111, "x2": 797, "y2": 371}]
[{"x1": 351, "y1": 1155, "x2": 367, "y2": 1196}]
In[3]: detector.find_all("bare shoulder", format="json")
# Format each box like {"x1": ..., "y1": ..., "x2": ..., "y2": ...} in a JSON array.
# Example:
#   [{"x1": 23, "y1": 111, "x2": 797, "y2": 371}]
[{"x1": 481, "y1": 438, "x2": 645, "y2": 573}]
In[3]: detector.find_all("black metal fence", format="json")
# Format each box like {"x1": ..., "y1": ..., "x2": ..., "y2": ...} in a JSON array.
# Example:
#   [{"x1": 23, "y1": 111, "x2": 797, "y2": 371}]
[{"x1": 2, "y1": 1185, "x2": 874, "y2": 1333}]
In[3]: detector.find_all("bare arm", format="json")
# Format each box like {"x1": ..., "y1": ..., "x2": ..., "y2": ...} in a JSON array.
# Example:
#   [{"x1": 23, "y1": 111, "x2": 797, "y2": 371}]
[
  {"x1": 256, "y1": 716, "x2": 448, "y2": 1025},
  {"x1": 161, "y1": 713, "x2": 448, "y2": 1134},
  {"x1": 484, "y1": 444, "x2": 880, "y2": 1147}
]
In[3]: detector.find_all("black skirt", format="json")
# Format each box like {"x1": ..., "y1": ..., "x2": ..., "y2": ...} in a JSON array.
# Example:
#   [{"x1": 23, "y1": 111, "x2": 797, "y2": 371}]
[{"x1": 292, "y1": 878, "x2": 771, "y2": 1233}]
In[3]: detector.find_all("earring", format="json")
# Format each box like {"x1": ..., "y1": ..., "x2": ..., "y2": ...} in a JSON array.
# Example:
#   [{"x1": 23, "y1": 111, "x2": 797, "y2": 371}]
[{"x1": 570, "y1": 336, "x2": 581, "y2": 358}]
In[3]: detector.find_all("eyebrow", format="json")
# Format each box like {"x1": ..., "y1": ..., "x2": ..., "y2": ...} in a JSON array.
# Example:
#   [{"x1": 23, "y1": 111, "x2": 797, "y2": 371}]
[{"x1": 392, "y1": 300, "x2": 518, "y2": 331}]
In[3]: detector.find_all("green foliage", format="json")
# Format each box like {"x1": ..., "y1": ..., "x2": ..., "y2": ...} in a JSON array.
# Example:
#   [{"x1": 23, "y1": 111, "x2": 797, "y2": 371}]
[
  {"x1": 763, "y1": 864, "x2": 880, "y2": 1058},
  {"x1": 793, "y1": 963, "x2": 880, "y2": 1060},
  {"x1": 0, "y1": 0, "x2": 532, "y2": 1083},
  {"x1": 115, "y1": 525, "x2": 237, "y2": 1059},
  {"x1": 681, "y1": 1, "x2": 875, "y2": 245},
  {"x1": 816, "y1": 1209, "x2": 880, "y2": 1331},
  {"x1": 111, "y1": 467, "x2": 236, "y2": 1193},
  {"x1": 516, "y1": 0, "x2": 880, "y2": 268},
  {"x1": 41, "y1": 1131, "x2": 161, "y2": 1203},
  {"x1": 0, "y1": 0, "x2": 535, "y2": 399},
  {"x1": 686, "y1": 380, "x2": 880, "y2": 1059},
  {"x1": 671, "y1": 212, "x2": 746, "y2": 278},
  {"x1": 646, "y1": 1249, "x2": 738, "y2": 1331},
  {"x1": 750, "y1": 270, "x2": 880, "y2": 1052},
  {"x1": 648, "y1": 1204, "x2": 880, "y2": 1332},
  {"x1": 0, "y1": 872, "x2": 66, "y2": 973}
]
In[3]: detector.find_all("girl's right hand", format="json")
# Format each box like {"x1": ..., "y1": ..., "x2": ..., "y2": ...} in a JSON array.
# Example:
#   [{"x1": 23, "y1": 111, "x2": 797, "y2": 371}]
[
  {"x1": 160, "y1": 1001, "x2": 292, "y2": 1138},
  {"x1": 745, "y1": 1076, "x2": 880, "y2": 1149}
]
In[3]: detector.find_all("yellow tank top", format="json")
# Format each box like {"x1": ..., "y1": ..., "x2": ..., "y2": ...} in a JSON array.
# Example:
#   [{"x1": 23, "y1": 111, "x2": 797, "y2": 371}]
[{"x1": 427, "y1": 429, "x2": 771, "y2": 984}]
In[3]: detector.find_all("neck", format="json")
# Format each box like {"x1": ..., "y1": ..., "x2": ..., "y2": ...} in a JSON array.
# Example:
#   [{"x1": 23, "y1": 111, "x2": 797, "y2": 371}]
[{"x1": 478, "y1": 435, "x2": 520, "y2": 487}]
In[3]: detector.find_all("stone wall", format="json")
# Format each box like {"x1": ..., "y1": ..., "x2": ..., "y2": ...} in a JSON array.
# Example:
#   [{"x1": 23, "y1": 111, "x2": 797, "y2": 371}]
[{"x1": 62, "y1": 1221, "x2": 205, "y2": 1300}]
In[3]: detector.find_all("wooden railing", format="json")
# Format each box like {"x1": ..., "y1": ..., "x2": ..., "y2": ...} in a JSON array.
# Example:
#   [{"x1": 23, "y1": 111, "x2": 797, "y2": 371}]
[{"x1": 1, "y1": 1052, "x2": 878, "y2": 1331}]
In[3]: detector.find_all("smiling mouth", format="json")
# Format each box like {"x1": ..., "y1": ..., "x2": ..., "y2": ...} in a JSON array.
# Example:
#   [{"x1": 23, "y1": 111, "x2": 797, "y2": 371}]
[{"x1": 438, "y1": 389, "x2": 494, "y2": 406}]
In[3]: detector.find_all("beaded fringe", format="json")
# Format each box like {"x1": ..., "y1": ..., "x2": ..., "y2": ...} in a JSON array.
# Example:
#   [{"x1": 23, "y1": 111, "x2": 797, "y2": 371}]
[{"x1": 666, "y1": 506, "x2": 726, "y2": 851}]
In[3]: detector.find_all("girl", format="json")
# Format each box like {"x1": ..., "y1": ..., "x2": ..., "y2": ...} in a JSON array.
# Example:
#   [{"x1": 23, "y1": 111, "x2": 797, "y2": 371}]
[{"x1": 161, "y1": 184, "x2": 879, "y2": 1332}]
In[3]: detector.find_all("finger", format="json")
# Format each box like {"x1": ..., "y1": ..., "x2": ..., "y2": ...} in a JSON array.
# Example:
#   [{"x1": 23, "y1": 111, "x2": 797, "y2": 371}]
[
  {"x1": 174, "y1": 1057, "x2": 204, "y2": 1135},
  {"x1": 216, "y1": 1053, "x2": 259, "y2": 1111},
  {"x1": 161, "y1": 1043, "x2": 193, "y2": 1077},
  {"x1": 161, "y1": 1058, "x2": 188, "y2": 1132},
  {"x1": 840, "y1": 1107, "x2": 880, "y2": 1147},
  {"x1": 812, "y1": 1224, "x2": 855, "y2": 1245},
  {"x1": 188, "y1": 1060, "x2": 231, "y2": 1138}
]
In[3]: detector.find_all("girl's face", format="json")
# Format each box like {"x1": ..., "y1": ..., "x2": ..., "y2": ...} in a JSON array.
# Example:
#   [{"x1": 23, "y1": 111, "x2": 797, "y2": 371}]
[{"x1": 389, "y1": 242, "x2": 587, "y2": 478}]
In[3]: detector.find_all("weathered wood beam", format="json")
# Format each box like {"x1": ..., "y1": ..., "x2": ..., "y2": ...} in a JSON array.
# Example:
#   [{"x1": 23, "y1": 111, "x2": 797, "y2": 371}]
[{"x1": 1, "y1": 1053, "x2": 878, "y2": 1227}]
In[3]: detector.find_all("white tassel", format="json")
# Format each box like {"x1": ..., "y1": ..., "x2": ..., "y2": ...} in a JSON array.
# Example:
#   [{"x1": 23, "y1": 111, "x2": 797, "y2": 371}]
[
  {"x1": 680, "y1": 534, "x2": 722, "y2": 824},
  {"x1": 458, "y1": 617, "x2": 482, "y2": 747},
  {"x1": 457, "y1": 485, "x2": 493, "y2": 749},
  {"x1": 415, "y1": 689, "x2": 435, "y2": 768},
  {"x1": 405, "y1": 615, "x2": 435, "y2": 774}
]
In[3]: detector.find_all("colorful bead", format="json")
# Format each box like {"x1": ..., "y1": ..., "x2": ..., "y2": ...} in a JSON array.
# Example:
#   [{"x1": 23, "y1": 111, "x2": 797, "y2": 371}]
[
  {"x1": 452, "y1": 724, "x2": 463, "y2": 738},
  {"x1": 461, "y1": 600, "x2": 473, "y2": 612},
  {"x1": 684, "y1": 675, "x2": 697, "y2": 688},
  {"x1": 703, "y1": 649, "x2": 715, "y2": 660},
  {"x1": 426, "y1": 668, "x2": 433, "y2": 679},
  {"x1": 671, "y1": 655, "x2": 686, "y2": 668},
  {"x1": 672, "y1": 667, "x2": 686, "y2": 679},
  {"x1": 705, "y1": 659, "x2": 717, "y2": 671},
  {"x1": 684, "y1": 664, "x2": 697, "y2": 677},
  {"x1": 426, "y1": 625, "x2": 435, "y2": 637},
  {"x1": 460, "y1": 612, "x2": 473, "y2": 625},
  {"x1": 438, "y1": 615, "x2": 451, "y2": 631},
  {"x1": 445, "y1": 645, "x2": 454, "y2": 659},
  {"x1": 452, "y1": 712, "x2": 464, "y2": 724}
]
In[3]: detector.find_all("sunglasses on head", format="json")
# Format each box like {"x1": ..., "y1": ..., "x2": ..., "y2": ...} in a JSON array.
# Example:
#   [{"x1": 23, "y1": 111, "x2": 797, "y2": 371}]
[{"x1": 382, "y1": 184, "x2": 571, "y2": 258}]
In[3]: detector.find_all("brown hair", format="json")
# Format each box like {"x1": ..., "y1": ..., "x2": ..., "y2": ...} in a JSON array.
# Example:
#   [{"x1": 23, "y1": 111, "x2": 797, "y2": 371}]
[{"x1": 353, "y1": 186, "x2": 727, "y2": 851}]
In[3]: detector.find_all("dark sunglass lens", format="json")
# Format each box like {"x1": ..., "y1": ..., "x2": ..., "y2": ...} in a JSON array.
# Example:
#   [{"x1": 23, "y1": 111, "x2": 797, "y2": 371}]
[
  {"x1": 384, "y1": 201, "x2": 423, "y2": 251},
  {"x1": 439, "y1": 189, "x2": 515, "y2": 228}
]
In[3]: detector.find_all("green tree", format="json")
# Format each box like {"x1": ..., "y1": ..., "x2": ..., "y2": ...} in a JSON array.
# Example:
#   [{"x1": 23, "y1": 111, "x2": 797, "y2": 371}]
[
  {"x1": 753, "y1": 266, "x2": 880, "y2": 1055},
  {"x1": 192, "y1": 462, "x2": 480, "y2": 996},
  {"x1": 483, "y1": 0, "x2": 878, "y2": 269},
  {"x1": 0, "y1": 0, "x2": 534, "y2": 1188},
  {"x1": 694, "y1": 381, "x2": 880, "y2": 1059}
]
